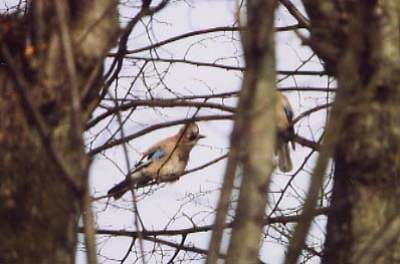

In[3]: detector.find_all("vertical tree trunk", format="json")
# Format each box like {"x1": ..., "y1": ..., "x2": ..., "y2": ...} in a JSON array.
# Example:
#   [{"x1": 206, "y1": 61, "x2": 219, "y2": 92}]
[
  {"x1": 301, "y1": 0, "x2": 400, "y2": 263},
  {"x1": 0, "y1": 1, "x2": 118, "y2": 263},
  {"x1": 224, "y1": 0, "x2": 277, "y2": 263}
]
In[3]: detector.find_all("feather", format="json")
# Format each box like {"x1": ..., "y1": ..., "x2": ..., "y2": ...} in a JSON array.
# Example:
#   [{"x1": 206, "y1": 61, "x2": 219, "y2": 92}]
[
  {"x1": 107, "y1": 179, "x2": 131, "y2": 200},
  {"x1": 134, "y1": 149, "x2": 165, "y2": 170},
  {"x1": 107, "y1": 171, "x2": 153, "y2": 200},
  {"x1": 147, "y1": 149, "x2": 165, "y2": 160},
  {"x1": 283, "y1": 103, "x2": 293, "y2": 122},
  {"x1": 280, "y1": 93, "x2": 296, "y2": 150},
  {"x1": 277, "y1": 143, "x2": 292, "y2": 172}
]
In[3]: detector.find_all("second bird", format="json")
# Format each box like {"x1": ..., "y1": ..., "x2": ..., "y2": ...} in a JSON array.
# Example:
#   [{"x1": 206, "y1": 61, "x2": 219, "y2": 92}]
[{"x1": 276, "y1": 91, "x2": 295, "y2": 172}]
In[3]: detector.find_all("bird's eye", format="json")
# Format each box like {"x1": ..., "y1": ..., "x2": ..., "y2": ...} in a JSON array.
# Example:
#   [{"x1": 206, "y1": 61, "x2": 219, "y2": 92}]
[{"x1": 188, "y1": 133, "x2": 197, "y2": 141}]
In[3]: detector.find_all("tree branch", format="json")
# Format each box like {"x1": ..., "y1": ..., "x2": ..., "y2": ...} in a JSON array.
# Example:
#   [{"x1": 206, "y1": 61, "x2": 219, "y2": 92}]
[
  {"x1": 86, "y1": 99, "x2": 235, "y2": 130},
  {"x1": 88, "y1": 115, "x2": 234, "y2": 156},
  {"x1": 77, "y1": 207, "x2": 329, "y2": 237}
]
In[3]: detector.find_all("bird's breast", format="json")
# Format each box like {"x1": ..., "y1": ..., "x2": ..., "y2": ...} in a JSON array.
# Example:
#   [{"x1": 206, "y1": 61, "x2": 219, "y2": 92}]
[{"x1": 143, "y1": 154, "x2": 188, "y2": 180}]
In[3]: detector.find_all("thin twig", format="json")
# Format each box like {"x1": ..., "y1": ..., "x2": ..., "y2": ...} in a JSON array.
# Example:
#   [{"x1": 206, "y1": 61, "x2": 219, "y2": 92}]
[
  {"x1": 167, "y1": 234, "x2": 187, "y2": 264},
  {"x1": 293, "y1": 103, "x2": 333, "y2": 124},
  {"x1": 279, "y1": 0, "x2": 310, "y2": 29},
  {"x1": 120, "y1": 238, "x2": 136, "y2": 264},
  {"x1": 110, "y1": 88, "x2": 147, "y2": 264}
]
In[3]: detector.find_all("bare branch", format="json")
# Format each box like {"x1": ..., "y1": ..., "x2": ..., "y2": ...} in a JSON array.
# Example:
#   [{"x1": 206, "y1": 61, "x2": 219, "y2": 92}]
[
  {"x1": 125, "y1": 55, "x2": 327, "y2": 76},
  {"x1": 86, "y1": 99, "x2": 235, "y2": 130},
  {"x1": 88, "y1": 115, "x2": 234, "y2": 156},
  {"x1": 118, "y1": 24, "x2": 305, "y2": 55},
  {"x1": 77, "y1": 207, "x2": 329, "y2": 237},
  {"x1": 279, "y1": 0, "x2": 310, "y2": 29}
]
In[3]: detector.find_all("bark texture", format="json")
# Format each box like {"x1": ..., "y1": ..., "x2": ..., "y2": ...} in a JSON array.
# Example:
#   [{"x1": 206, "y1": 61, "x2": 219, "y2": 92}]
[
  {"x1": 0, "y1": 1, "x2": 118, "y2": 263},
  {"x1": 302, "y1": 0, "x2": 400, "y2": 263},
  {"x1": 224, "y1": 0, "x2": 277, "y2": 263}
]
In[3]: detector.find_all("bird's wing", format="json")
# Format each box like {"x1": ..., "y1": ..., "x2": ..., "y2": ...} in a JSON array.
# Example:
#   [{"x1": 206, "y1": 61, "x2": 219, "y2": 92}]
[
  {"x1": 147, "y1": 148, "x2": 166, "y2": 160},
  {"x1": 281, "y1": 95, "x2": 295, "y2": 149},
  {"x1": 134, "y1": 148, "x2": 166, "y2": 170},
  {"x1": 284, "y1": 105, "x2": 293, "y2": 122},
  {"x1": 281, "y1": 95, "x2": 294, "y2": 123}
]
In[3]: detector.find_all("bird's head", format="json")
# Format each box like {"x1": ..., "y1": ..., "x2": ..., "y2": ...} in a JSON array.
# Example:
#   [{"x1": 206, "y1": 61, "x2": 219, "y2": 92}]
[{"x1": 179, "y1": 122, "x2": 206, "y2": 145}]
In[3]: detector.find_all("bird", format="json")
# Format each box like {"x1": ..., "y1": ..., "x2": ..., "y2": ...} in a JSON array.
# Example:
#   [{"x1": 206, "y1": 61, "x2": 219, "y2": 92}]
[
  {"x1": 275, "y1": 91, "x2": 295, "y2": 172},
  {"x1": 108, "y1": 122, "x2": 205, "y2": 200}
]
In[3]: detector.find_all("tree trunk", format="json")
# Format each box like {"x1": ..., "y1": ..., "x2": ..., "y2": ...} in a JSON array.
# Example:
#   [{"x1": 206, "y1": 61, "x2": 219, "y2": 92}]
[
  {"x1": 301, "y1": 0, "x2": 400, "y2": 263},
  {"x1": 0, "y1": 1, "x2": 118, "y2": 263},
  {"x1": 224, "y1": 0, "x2": 277, "y2": 263}
]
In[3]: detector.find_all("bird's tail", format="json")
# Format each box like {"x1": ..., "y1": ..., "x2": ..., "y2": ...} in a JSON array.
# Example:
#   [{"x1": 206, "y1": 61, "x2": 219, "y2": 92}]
[
  {"x1": 107, "y1": 179, "x2": 131, "y2": 200},
  {"x1": 277, "y1": 143, "x2": 292, "y2": 172},
  {"x1": 108, "y1": 172, "x2": 153, "y2": 200}
]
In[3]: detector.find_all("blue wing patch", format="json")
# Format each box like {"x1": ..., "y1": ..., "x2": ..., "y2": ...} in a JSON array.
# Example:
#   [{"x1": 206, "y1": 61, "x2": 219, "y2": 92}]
[
  {"x1": 283, "y1": 102, "x2": 296, "y2": 149},
  {"x1": 284, "y1": 103, "x2": 293, "y2": 122},
  {"x1": 147, "y1": 149, "x2": 165, "y2": 160},
  {"x1": 134, "y1": 149, "x2": 166, "y2": 171}
]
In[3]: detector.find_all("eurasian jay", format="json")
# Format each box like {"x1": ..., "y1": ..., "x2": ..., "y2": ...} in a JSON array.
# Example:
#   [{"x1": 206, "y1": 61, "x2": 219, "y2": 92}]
[
  {"x1": 108, "y1": 122, "x2": 205, "y2": 199},
  {"x1": 276, "y1": 91, "x2": 295, "y2": 172}
]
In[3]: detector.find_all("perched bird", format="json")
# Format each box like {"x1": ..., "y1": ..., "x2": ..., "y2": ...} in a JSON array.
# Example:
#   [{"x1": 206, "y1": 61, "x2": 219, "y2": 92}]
[
  {"x1": 108, "y1": 122, "x2": 205, "y2": 199},
  {"x1": 275, "y1": 91, "x2": 295, "y2": 172}
]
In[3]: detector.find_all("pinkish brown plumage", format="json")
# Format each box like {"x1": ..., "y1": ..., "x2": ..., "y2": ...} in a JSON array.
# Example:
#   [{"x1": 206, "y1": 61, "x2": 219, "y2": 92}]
[
  {"x1": 108, "y1": 122, "x2": 205, "y2": 199},
  {"x1": 276, "y1": 91, "x2": 295, "y2": 172}
]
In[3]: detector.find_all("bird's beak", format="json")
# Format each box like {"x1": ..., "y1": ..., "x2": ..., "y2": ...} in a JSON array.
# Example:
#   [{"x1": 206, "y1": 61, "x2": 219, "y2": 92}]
[{"x1": 197, "y1": 134, "x2": 206, "y2": 139}]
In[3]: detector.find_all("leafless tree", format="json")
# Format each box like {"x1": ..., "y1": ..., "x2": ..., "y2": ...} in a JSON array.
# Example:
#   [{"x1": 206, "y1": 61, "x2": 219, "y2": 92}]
[{"x1": 2, "y1": 0, "x2": 397, "y2": 263}]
